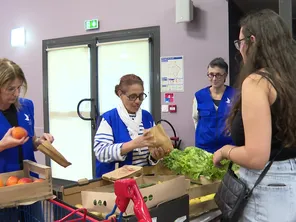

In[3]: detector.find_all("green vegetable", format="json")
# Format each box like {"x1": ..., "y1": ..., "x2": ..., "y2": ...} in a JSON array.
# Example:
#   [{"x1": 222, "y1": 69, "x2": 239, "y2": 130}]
[{"x1": 163, "y1": 147, "x2": 239, "y2": 181}]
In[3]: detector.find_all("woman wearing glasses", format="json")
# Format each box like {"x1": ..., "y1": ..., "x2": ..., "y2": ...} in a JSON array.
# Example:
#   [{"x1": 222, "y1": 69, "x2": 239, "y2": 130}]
[
  {"x1": 192, "y1": 57, "x2": 236, "y2": 153},
  {"x1": 0, "y1": 58, "x2": 54, "y2": 221},
  {"x1": 0, "y1": 58, "x2": 54, "y2": 173},
  {"x1": 94, "y1": 74, "x2": 166, "y2": 178},
  {"x1": 213, "y1": 9, "x2": 296, "y2": 221}
]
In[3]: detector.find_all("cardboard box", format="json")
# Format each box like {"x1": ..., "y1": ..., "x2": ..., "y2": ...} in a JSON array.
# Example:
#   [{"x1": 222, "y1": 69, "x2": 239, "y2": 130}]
[
  {"x1": 81, "y1": 175, "x2": 188, "y2": 216},
  {"x1": 53, "y1": 176, "x2": 189, "y2": 221},
  {"x1": 143, "y1": 162, "x2": 220, "y2": 185},
  {"x1": 52, "y1": 195, "x2": 189, "y2": 222},
  {"x1": 122, "y1": 194, "x2": 190, "y2": 222},
  {"x1": 53, "y1": 178, "x2": 111, "y2": 205},
  {"x1": 0, "y1": 160, "x2": 54, "y2": 208},
  {"x1": 52, "y1": 172, "x2": 190, "y2": 221},
  {"x1": 142, "y1": 161, "x2": 176, "y2": 176},
  {"x1": 187, "y1": 182, "x2": 220, "y2": 218},
  {"x1": 142, "y1": 161, "x2": 221, "y2": 218}
]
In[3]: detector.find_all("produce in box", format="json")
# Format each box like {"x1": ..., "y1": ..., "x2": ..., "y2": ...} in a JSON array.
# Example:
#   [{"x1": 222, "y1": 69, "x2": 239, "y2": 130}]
[
  {"x1": 189, "y1": 193, "x2": 215, "y2": 205},
  {"x1": 0, "y1": 176, "x2": 44, "y2": 187},
  {"x1": 163, "y1": 147, "x2": 239, "y2": 181}
]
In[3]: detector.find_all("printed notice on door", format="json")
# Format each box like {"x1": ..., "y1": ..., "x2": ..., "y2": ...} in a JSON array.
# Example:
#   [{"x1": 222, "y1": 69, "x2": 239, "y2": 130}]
[{"x1": 160, "y1": 56, "x2": 184, "y2": 92}]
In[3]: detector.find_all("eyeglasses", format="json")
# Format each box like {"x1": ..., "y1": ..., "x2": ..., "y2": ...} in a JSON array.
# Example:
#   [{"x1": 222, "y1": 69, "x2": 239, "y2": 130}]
[
  {"x1": 234, "y1": 37, "x2": 249, "y2": 50},
  {"x1": 207, "y1": 72, "x2": 225, "y2": 79},
  {"x1": 124, "y1": 92, "x2": 147, "y2": 101},
  {"x1": 5, "y1": 86, "x2": 22, "y2": 94}
]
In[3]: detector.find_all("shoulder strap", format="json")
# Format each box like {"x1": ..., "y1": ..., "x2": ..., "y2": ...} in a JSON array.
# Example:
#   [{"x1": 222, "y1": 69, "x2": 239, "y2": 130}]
[
  {"x1": 246, "y1": 147, "x2": 283, "y2": 197},
  {"x1": 255, "y1": 71, "x2": 277, "y2": 91},
  {"x1": 229, "y1": 146, "x2": 283, "y2": 198}
]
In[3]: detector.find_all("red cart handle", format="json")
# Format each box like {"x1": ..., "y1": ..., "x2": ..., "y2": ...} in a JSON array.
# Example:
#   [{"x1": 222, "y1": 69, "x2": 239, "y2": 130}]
[{"x1": 56, "y1": 208, "x2": 87, "y2": 222}]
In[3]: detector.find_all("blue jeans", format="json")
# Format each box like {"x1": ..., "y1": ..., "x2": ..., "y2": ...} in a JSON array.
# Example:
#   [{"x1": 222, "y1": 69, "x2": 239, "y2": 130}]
[{"x1": 239, "y1": 159, "x2": 296, "y2": 222}]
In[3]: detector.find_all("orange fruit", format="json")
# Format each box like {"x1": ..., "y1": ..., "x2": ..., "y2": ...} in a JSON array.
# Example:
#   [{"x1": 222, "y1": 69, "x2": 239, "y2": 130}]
[
  {"x1": 17, "y1": 177, "x2": 33, "y2": 184},
  {"x1": 34, "y1": 179, "x2": 44, "y2": 183},
  {"x1": 11, "y1": 127, "x2": 28, "y2": 139},
  {"x1": 6, "y1": 176, "x2": 19, "y2": 186},
  {"x1": 0, "y1": 179, "x2": 4, "y2": 187}
]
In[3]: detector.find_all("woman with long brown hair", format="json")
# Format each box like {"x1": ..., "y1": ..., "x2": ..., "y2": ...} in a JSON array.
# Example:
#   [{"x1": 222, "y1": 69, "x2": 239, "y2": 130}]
[{"x1": 213, "y1": 9, "x2": 296, "y2": 221}]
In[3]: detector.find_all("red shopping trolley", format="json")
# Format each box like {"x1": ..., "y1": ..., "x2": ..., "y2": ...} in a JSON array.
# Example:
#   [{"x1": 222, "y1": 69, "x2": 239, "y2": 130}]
[
  {"x1": 0, "y1": 199, "x2": 97, "y2": 222},
  {"x1": 0, "y1": 178, "x2": 152, "y2": 222}
]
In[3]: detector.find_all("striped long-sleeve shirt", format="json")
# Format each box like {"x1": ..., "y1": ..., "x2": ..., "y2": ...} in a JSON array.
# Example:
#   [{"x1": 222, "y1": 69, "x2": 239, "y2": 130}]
[{"x1": 94, "y1": 114, "x2": 156, "y2": 166}]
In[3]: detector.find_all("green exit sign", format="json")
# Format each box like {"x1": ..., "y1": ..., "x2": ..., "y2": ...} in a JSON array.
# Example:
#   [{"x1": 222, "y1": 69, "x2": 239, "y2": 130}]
[{"x1": 84, "y1": 19, "x2": 99, "y2": 30}]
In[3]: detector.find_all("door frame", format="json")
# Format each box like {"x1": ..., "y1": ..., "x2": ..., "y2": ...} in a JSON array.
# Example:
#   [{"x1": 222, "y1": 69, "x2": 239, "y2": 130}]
[{"x1": 42, "y1": 26, "x2": 161, "y2": 179}]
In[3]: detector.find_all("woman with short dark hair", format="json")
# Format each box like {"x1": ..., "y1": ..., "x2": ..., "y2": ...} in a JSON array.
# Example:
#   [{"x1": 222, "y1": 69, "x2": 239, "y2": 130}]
[{"x1": 192, "y1": 57, "x2": 236, "y2": 153}]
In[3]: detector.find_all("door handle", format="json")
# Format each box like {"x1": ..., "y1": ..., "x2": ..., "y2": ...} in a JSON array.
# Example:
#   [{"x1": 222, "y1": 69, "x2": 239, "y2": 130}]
[{"x1": 77, "y1": 98, "x2": 93, "y2": 121}]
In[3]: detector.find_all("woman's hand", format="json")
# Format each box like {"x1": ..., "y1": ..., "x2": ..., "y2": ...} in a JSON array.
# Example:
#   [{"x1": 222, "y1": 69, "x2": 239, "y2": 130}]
[
  {"x1": 39, "y1": 133, "x2": 54, "y2": 144},
  {"x1": 150, "y1": 147, "x2": 166, "y2": 160},
  {"x1": 132, "y1": 130, "x2": 155, "y2": 148},
  {"x1": 213, "y1": 149, "x2": 225, "y2": 167},
  {"x1": 121, "y1": 130, "x2": 156, "y2": 156},
  {"x1": 213, "y1": 145, "x2": 235, "y2": 167},
  {"x1": 34, "y1": 133, "x2": 54, "y2": 149},
  {"x1": 0, "y1": 128, "x2": 29, "y2": 151}
]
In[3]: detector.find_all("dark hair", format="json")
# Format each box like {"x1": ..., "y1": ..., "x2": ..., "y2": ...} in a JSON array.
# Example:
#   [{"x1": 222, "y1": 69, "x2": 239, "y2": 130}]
[
  {"x1": 115, "y1": 74, "x2": 144, "y2": 96},
  {"x1": 208, "y1": 57, "x2": 228, "y2": 73},
  {"x1": 227, "y1": 9, "x2": 296, "y2": 147}
]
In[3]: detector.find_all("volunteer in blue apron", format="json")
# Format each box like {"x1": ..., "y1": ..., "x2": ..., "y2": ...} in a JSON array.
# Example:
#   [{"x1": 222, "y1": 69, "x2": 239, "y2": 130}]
[
  {"x1": 0, "y1": 58, "x2": 54, "y2": 221},
  {"x1": 192, "y1": 57, "x2": 236, "y2": 153},
  {"x1": 0, "y1": 58, "x2": 54, "y2": 172},
  {"x1": 94, "y1": 74, "x2": 166, "y2": 178}
]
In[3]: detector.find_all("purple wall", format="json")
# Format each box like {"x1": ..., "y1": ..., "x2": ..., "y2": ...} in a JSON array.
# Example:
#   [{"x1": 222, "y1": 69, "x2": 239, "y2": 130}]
[{"x1": 0, "y1": 0, "x2": 229, "y2": 163}]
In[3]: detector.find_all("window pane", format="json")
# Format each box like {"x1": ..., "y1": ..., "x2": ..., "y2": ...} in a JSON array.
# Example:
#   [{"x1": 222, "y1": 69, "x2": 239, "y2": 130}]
[{"x1": 97, "y1": 39, "x2": 150, "y2": 114}]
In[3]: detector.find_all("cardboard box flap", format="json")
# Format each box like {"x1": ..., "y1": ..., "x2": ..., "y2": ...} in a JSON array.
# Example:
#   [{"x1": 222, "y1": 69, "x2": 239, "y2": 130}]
[
  {"x1": 53, "y1": 178, "x2": 111, "y2": 207},
  {"x1": 102, "y1": 165, "x2": 143, "y2": 182},
  {"x1": 188, "y1": 182, "x2": 220, "y2": 199},
  {"x1": 53, "y1": 178, "x2": 111, "y2": 196}
]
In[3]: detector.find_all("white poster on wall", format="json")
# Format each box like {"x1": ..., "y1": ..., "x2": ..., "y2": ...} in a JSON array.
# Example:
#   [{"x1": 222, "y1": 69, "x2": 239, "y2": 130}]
[{"x1": 160, "y1": 56, "x2": 184, "y2": 92}]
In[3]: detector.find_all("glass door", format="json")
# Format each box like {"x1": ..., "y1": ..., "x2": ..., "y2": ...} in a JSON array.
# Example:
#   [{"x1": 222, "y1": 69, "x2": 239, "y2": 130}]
[
  {"x1": 43, "y1": 27, "x2": 161, "y2": 180},
  {"x1": 46, "y1": 45, "x2": 93, "y2": 181},
  {"x1": 97, "y1": 38, "x2": 151, "y2": 115}
]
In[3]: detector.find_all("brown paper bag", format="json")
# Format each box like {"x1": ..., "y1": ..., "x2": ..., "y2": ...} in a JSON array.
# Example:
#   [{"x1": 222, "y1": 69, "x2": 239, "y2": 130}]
[
  {"x1": 37, "y1": 141, "x2": 71, "y2": 168},
  {"x1": 148, "y1": 124, "x2": 173, "y2": 154}
]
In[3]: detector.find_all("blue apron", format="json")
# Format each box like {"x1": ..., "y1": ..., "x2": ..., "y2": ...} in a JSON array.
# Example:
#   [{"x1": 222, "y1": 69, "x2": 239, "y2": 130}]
[
  {"x1": 95, "y1": 108, "x2": 154, "y2": 178},
  {"x1": 195, "y1": 86, "x2": 236, "y2": 153},
  {"x1": 0, "y1": 98, "x2": 36, "y2": 173}
]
